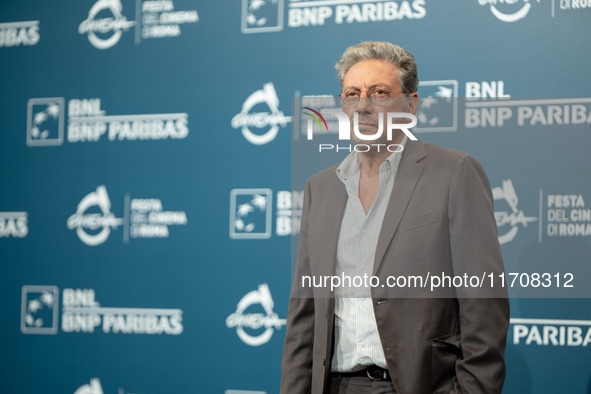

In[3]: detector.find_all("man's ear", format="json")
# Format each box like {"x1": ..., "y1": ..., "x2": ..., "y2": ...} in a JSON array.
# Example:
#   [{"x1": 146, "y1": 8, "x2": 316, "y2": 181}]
[{"x1": 407, "y1": 93, "x2": 419, "y2": 115}]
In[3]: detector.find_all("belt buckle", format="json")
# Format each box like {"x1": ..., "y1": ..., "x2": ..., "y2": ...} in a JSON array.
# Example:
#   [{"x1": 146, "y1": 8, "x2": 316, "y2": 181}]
[{"x1": 365, "y1": 366, "x2": 387, "y2": 381}]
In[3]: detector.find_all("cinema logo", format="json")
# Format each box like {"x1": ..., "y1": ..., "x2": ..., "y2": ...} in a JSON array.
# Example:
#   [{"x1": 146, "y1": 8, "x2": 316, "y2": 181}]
[
  {"x1": 79, "y1": 0, "x2": 198, "y2": 48},
  {"x1": 74, "y1": 377, "x2": 142, "y2": 394},
  {"x1": 493, "y1": 179, "x2": 537, "y2": 245},
  {"x1": 21, "y1": 286, "x2": 183, "y2": 335},
  {"x1": 231, "y1": 83, "x2": 291, "y2": 145},
  {"x1": 511, "y1": 318, "x2": 591, "y2": 347},
  {"x1": 478, "y1": 0, "x2": 540, "y2": 22},
  {"x1": 68, "y1": 186, "x2": 188, "y2": 246},
  {"x1": 74, "y1": 378, "x2": 104, "y2": 394},
  {"x1": 67, "y1": 186, "x2": 122, "y2": 247},
  {"x1": 0, "y1": 20, "x2": 39, "y2": 47},
  {"x1": 226, "y1": 284, "x2": 286, "y2": 346},
  {"x1": 303, "y1": 107, "x2": 417, "y2": 153},
  {"x1": 79, "y1": 0, "x2": 135, "y2": 49}
]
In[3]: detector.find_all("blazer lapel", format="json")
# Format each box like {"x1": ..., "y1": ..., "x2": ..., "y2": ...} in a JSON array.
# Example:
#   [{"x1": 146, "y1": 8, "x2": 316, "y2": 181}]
[
  {"x1": 372, "y1": 141, "x2": 427, "y2": 276},
  {"x1": 321, "y1": 173, "x2": 348, "y2": 277}
]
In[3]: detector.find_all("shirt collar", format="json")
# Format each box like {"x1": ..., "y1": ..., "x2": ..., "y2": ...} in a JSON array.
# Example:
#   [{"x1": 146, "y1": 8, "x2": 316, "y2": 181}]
[{"x1": 336, "y1": 136, "x2": 408, "y2": 183}]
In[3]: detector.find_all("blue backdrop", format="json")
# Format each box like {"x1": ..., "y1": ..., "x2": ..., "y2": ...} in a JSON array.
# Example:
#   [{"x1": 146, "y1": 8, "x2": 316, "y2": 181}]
[{"x1": 1, "y1": 0, "x2": 590, "y2": 393}]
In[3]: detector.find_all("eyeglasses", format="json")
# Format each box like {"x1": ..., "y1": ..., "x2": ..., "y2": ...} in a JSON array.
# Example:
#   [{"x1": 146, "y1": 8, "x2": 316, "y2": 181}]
[{"x1": 339, "y1": 87, "x2": 403, "y2": 105}]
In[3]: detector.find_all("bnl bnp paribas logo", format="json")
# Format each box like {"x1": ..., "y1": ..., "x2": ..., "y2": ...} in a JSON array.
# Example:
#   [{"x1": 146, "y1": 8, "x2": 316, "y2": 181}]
[
  {"x1": 226, "y1": 284, "x2": 286, "y2": 346},
  {"x1": 478, "y1": 0, "x2": 540, "y2": 22},
  {"x1": 79, "y1": 0, "x2": 199, "y2": 49},
  {"x1": 230, "y1": 189, "x2": 272, "y2": 238},
  {"x1": 241, "y1": 0, "x2": 427, "y2": 33},
  {"x1": 0, "y1": 211, "x2": 28, "y2": 238},
  {"x1": 229, "y1": 189, "x2": 303, "y2": 239},
  {"x1": 415, "y1": 80, "x2": 458, "y2": 132},
  {"x1": 0, "y1": 20, "x2": 40, "y2": 47},
  {"x1": 26, "y1": 98, "x2": 66, "y2": 146},
  {"x1": 231, "y1": 82, "x2": 291, "y2": 145},
  {"x1": 493, "y1": 179, "x2": 537, "y2": 245},
  {"x1": 67, "y1": 185, "x2": 188, "y2": 246},
  {"x1": 26, "y1": 97, "x2": 188, "y2": 146},
  {"x1": 20, "y1": 286, "x2": 59, "y2": 334},
  {"x1": 21, "y1": 286, "x2": 183, "y2": 335}
]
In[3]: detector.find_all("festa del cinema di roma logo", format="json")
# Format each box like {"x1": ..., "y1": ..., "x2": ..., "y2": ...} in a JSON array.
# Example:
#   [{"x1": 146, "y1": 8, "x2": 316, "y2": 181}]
[
  {"x1": 303, "y1": 106, "x2": 418, "y2": 152},
  {"x1": 67, "y1": 185, "x2": 122, "y2": 246},
  {"x1": 79, "y1": 0, "x2": 135, "y2": 49},
  {"x1": 493, "y1": 179, "x2": 537, "y2": 244},
  {"x1": 67, "y1": 185, "x2": 187, "y2": 246},
  {"x1": 226, "y1": 283, "x2": 286, "y2": 346},
  {"x1": 74, "y1": 378, "x2": 103, "y2": 394},
  {"x1": 78, "y1": 0, "x2": 199, "y2": 49},
  {"x1": 231, "y1": 82, "x2": 291, "y2": 145},
  {"x1": 478, "y1": 0, "x2": 540, "y2": 22}
]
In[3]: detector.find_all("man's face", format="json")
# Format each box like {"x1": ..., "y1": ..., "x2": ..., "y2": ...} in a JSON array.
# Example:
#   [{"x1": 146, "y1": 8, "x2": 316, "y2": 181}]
[{"x1": 341, "y1": 59, "x2": 418, "y2": 145}]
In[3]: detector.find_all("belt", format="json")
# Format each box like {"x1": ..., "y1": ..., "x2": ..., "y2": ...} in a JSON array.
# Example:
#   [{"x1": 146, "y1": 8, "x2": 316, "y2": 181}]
[{"x1": 332, "y1": 365, "x2": 391, "y2": 381}]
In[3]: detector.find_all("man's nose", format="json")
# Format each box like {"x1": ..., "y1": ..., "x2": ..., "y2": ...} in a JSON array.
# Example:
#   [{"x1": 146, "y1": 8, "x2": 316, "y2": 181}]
[{"x1": 356, "y1": 94, "x2": 374, "y2": 113}]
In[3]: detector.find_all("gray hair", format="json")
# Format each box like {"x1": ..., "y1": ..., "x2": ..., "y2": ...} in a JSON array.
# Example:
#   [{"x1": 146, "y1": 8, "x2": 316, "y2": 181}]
[{"x1": 335, "y1": 41, "x2": 419, "y2": 94}]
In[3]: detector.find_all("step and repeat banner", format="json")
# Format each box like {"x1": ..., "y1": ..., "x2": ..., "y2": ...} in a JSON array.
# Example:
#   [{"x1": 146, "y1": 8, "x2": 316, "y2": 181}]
[{"x1": 1, "y1": 0, "x2": 590, "y2": 393}]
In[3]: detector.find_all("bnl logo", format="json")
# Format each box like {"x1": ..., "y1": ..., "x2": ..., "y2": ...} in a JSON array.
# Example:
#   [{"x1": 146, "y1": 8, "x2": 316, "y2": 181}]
[
  {"x1": 242, "y1": 0, "x2": 284, "y2": 33},
  {"x1": 20, "y1": 285, "x2": 59, "y2": 334},
  {"x1": 230, "y1": 189, "x2": 273, "y2": 239},
  {"x1": 415, "y1": 80, "x2": 458, "y2": 132},
  {"x1": 26, "y1": 98, "x2": 65, "y2": 146}
]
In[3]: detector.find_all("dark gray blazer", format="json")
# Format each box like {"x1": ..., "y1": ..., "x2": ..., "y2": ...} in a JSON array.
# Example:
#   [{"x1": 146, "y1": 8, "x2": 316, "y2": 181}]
[{"x1": 280, "y1": 140, "x2": 510, "y2": 394}]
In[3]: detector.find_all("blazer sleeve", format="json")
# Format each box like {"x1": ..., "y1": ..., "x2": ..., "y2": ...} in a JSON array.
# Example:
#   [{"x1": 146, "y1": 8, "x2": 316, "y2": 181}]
[
  {"x1": 448, "y1": 154, "x2": 510, "y2": 394},
  {"x1": 280, "y1": 179, "x2": 314, "y2": 394}
]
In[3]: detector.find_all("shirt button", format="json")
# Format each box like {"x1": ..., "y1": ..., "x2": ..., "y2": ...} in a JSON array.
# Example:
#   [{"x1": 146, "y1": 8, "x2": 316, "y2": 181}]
[
  {"x1": 360, "y1": 343, "x2": 366, "y2": 348},
  {"x1": 358, "y1": 304, "x2": 363, "y2": 309}
]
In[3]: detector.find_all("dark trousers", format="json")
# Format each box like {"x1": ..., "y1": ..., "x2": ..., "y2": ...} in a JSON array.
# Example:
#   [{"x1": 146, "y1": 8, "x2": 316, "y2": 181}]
[{"x1": 328, "y1": 375, "x2": 397, "y2": 394}]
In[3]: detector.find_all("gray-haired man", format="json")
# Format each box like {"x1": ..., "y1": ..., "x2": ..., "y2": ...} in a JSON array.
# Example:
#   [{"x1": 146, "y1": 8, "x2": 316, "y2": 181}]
[{"x1": 280, "y1": 41, "x2": 509, "y2": 394}]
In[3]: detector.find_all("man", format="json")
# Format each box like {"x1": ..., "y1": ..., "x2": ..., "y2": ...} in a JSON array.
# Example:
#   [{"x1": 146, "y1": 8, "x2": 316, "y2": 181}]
[{"x1": 281, "y1": 41, "x2": 510, "y2": 394}]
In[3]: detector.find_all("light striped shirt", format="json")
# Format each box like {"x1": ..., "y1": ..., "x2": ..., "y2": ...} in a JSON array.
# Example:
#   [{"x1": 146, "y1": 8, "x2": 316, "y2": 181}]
[{"x1": 331, "y1": 138, "x2": 407, "y2": 372}]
